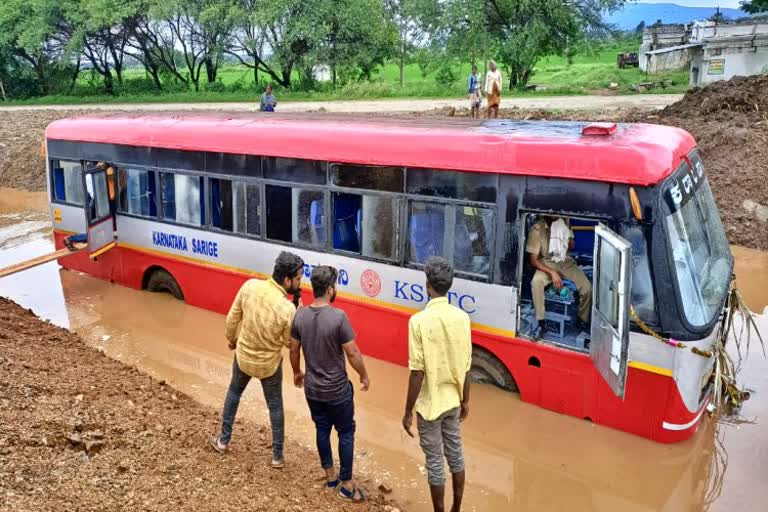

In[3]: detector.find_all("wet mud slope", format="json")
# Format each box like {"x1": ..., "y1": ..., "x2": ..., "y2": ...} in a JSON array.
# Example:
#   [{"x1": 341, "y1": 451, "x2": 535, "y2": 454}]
[{"x1": 0, "y1": 298, "x2": 397, "y2": 512}]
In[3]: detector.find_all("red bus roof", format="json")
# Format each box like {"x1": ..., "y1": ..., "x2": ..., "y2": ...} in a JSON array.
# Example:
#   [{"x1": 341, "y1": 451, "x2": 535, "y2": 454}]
[{"x1": 45, "y1": 113, "x2": 696, "y2": 186}]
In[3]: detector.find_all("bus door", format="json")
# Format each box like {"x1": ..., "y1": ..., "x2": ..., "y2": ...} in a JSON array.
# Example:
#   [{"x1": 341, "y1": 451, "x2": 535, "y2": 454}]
[
  {"x1": 83, "y1": 167, "x2": 116, "y2": 259},
  {"x1": 591, "y1": 224, "x2": 633, "y2": 399}
]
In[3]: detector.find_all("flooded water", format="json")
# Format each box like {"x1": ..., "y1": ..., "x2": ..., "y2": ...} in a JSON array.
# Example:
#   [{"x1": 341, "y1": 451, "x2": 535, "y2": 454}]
[{"x1": 1, "y1": 187, "x2": 767, "y2": 512}]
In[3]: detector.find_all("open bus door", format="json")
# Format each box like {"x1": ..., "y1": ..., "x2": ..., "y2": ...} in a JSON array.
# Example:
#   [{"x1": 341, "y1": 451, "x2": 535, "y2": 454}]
[
  {"x1": 83, "y1": 167, "x2": 116, "y2": 259},
  {"x1": 590, "y1": 223, "x2": 633, "y2": 399}
]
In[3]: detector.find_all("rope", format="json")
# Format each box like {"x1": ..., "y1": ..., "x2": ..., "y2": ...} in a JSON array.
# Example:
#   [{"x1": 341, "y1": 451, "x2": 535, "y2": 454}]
[{"x1": 630, "y1": 306, "x2": 712, "y2": 358}]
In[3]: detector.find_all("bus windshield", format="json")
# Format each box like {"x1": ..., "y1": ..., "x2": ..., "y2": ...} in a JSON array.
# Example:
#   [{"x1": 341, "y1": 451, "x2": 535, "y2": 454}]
[{"x1": 663, "y1": 154, "x2": 732, "y2": 328}]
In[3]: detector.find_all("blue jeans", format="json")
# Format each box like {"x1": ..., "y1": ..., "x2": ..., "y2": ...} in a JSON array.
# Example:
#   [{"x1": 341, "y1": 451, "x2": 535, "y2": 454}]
[
  {"x1": 306, "y1": 387, "x2": 355, "y2": 482},
  {"x1": 220, "y1": 356, "x2": 284, "y2": 461}
]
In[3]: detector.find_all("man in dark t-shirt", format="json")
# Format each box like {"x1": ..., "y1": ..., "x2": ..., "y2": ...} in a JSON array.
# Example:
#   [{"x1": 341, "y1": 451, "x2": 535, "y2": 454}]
[{"x1": 290, "y1": 266, "x2": 370, "y2": 503}]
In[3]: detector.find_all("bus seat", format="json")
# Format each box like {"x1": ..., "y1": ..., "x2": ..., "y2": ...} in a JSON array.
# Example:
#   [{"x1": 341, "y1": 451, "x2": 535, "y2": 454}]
[
  {"x1": 309, "y1": 199, "x2": 326, "y2": 245},
  {"x1": 409, "y1": 211, "x2": 444, "y2": 263},
  {"x1": 210, "y1": 179, "x2": 221, "y2": 227},
  {"x1": 334, "y1": 214, "x2": 360, "y2": 252},
  {"x1": 53, "y1": 167, "x2": 66, "y2": 201},
  {"x1": 454, "y1": 214, "x2": 473, "y2": 270}
]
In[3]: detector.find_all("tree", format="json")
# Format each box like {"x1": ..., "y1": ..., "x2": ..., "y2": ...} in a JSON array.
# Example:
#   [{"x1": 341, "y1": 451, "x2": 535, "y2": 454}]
[
  {"x1": 386, "y1": 0, "x2": 437, "y2": 86},
  {"x1": 741, "y1": 0, "x2": 768, "y2": 14},
  {"x1": 635, "y1": 20, "x2": 646, "y2": 34},
  {"x1": 425, "y1": 0, "x2": 626, "y2": 89},
  {"x1": 312, "y1": 0, "x2": 396, "y2": 86},
  {"x1": 0, "y1": 0, "x2": 77, "y2": 95}
]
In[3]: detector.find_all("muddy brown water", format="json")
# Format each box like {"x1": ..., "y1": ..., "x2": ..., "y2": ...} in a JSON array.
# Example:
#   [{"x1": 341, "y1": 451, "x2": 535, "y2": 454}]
[{"x1": 1, "y1": 188, "x2": 766, "y2": 512}]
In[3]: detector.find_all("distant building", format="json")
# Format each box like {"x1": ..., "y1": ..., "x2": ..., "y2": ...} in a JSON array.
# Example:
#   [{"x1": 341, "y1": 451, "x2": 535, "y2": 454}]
[
  {"x1": 639, "y1": 20, "x2": 768, "y2": 85},
  {"x1": 639, "y1": 23, "x2": 689, "y2": 72},
  {"x1": 688, "y1": 20, "x2": 768, "y2": 86}
]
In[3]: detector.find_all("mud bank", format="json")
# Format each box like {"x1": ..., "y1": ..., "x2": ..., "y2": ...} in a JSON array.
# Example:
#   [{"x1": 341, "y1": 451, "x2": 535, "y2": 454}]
[{"x1": 0, "y1": 297, "x2": 396, "y2": 512}]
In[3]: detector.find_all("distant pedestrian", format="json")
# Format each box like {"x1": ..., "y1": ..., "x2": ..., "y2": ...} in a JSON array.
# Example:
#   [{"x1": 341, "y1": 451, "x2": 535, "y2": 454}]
[
  {"x1": 209, "y1": 251, "x2": 305, "y2": 469},
  {"x1": 260, "y1": 83, "x2": 277, "y2": 112},
  {"x1": 290, "y1": 266, "x2": 370, "y2": 503},
  {"x1": 484, "y1": 60, "x2": 502, "y2": 119},
  {"x1": 402, "y1": 257, "x2": 472, "y2": 512},
  {"x1": 467, "y1": 64, "x2": 481, "y2": 119}
]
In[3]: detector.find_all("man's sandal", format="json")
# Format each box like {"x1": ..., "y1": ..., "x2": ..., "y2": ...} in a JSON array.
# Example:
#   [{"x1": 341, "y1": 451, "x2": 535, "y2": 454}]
[
  {"x1": 338, "y1": 485, "x2": 366, "y2": 503},
  {"x1": 208, "y1": 435, "x2": 228, "y2": 454}
]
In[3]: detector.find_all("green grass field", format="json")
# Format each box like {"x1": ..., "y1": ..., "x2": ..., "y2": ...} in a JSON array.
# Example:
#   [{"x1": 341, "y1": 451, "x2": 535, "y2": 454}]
[{"x1": 6, "y1": 42, "x2": 690, "y2": 105}]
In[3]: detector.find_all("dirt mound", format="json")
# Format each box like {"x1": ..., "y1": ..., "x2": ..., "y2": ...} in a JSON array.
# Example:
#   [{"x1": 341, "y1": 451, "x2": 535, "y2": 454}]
[
  {"x1": 0, "y1": 297, "x2": 397, "y2": 512},
  {"x1": 661, "y1": 74, "x2": 768, "y2": 117},
  {"x1": 0, "y1": 110, "x2": 83, "y2": 192},
  {"x1": 650, "y1": 75, "x2": 768, "y2": 250}
]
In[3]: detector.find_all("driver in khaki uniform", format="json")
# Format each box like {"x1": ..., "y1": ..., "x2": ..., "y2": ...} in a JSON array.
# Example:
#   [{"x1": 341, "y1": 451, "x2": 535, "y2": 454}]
[{"x1": 526, "y1": 217, "x2": 592, "y2": 339}]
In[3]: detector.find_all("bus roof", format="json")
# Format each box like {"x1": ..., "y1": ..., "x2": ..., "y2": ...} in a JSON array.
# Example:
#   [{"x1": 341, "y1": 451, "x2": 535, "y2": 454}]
[{"x1": 45, "y1": 113, "x2": 696, "y2": 186}]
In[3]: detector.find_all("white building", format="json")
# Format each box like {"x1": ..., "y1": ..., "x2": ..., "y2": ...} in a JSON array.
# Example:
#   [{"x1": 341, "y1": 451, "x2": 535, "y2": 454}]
[{"x1": 639, "y1": 20, "x2": 768, "y2": 85}]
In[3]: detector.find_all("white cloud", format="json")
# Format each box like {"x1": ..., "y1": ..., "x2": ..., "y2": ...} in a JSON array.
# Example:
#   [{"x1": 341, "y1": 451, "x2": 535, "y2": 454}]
[{"x1": 637, "y1": 0, "x2": 743, "y2": 8}]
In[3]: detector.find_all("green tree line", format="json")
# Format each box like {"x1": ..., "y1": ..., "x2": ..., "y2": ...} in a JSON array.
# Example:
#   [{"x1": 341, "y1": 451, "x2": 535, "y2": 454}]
[{"x1": 0, "y1": 0, "x2": 627, "y2": 100}]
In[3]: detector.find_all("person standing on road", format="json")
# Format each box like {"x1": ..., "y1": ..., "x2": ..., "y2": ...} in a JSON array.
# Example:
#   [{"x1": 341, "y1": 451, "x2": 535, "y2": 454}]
[
  {"x1": 209, "y1": 251, "x2": 305, "y2": 469},
  {"x1": 467, "y1": 64, "x2": 481, "y2": 118},
  {"x1": 260, "y1": 83, "x2": 278, "y2": 112},
  {"x1": 402, "y1": 257, "x2": 472, "y2": 512},
  {"x1": 484, "y1": 60, "x2": 502, "y2": 119},
  {"x1": 290, "y1": 266, "x2": 370, "y2": 503}
]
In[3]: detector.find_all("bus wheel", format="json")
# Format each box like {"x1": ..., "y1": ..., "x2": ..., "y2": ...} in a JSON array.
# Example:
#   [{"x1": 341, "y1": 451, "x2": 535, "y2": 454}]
[
  {"x1": 145, "y1": 268, "x2": 184, "y2": 301},
  {"x1": 470, "y1": 346, "x2": 518, "y2": 392}
]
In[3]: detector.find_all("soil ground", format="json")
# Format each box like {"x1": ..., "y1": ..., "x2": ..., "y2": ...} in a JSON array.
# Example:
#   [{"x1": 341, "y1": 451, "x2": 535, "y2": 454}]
[
  {"x1": 0, "y1": 76, "x2": 765, "y2": 249},
  {"x1": 0, "y1": 298, "x2": 397, "y2": 512}
]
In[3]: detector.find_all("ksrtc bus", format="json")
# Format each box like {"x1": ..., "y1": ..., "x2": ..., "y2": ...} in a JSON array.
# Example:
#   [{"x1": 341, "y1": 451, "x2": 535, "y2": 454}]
[{"x1": 45, "y1": 113, "x2": 733, "y2": 443}]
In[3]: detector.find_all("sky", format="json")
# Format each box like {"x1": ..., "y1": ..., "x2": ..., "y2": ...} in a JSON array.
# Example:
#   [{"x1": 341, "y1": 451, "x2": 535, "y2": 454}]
[{"x1": 636, "y1": 0, "x2": 743, "y2": 8}]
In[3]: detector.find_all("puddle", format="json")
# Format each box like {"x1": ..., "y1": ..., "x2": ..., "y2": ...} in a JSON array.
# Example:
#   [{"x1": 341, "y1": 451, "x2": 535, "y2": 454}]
[{"x1": 1, "y1": 190, "x2": 767, "y2": 512}]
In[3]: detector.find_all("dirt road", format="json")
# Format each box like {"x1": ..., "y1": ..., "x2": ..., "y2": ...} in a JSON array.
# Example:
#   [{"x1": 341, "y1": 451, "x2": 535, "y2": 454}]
[{"x1": 0, "y1": 94, "x2": 683, "y2": 113}]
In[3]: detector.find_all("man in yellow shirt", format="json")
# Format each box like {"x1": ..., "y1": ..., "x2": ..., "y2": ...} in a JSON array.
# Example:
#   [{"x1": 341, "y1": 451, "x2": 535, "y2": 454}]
[
  {"x1": 209, "y1": 251, "x2": 304, "y2": 468},
  {"x1": 402, "y1": 257, "x2": 472, "y2": 512}
]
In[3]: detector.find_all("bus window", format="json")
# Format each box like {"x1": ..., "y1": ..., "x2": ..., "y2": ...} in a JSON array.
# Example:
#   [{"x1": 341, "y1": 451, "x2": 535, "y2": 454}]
[
  {"x1": 454, "y1": 206, "x2": 494, "y2": 276},
  {"x1": 118, "y1": 168, "x2": 156, "y2": 217},
  {"x1": 407, "y1": 168, "x2": 497, "y2": 203},
  {"x1": 232, "y1": 182, "x2": 260, "y2": 236},
  {"x1": 331, "y1": 164, "x2": 404, "y2": 193},
  {"x1": 407, "y1": 201, "x2": 446, "y2": 264},
  {"x1": 52, "y1": 160, "x2": 85, "y2": 205},
  {"x1": 264, "y1": 157, "x2": 325, "y2": 184},
  {"x1": 160, "y1": 173, "x2": 203, "y2": 226},
  {"x1": 595, "y1": 240, "x2": 621, "y2": 331},
  {"x1": 266, "y1": 185, "x2": 326, "y2": 247},
  {"x1": 211, "y1": 179, "x2": 261, "y2": 235},
  {"x1": 622, "y1": 225, "x2": 657, "y2": 325},
  {"x1": 333, "y1": 193, "x2": 400, "y2": 261},
  {"x1": 295, "y1": 189, "x2": 326, "y2": 247},
  {"x1": 333, "y1": 193, "x2": 362, "y2": 253}
]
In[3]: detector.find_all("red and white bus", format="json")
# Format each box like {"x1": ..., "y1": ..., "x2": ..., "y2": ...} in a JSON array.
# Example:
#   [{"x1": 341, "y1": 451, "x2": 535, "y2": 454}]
[{"x1": 45, "y1": 113, "x2": 732, "y2": 443}]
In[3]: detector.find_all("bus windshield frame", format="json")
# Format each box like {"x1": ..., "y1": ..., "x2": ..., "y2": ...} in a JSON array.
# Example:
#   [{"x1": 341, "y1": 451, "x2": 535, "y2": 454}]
[{"x1": 662, "y1": 150, "x2": 732, "y2": 330}]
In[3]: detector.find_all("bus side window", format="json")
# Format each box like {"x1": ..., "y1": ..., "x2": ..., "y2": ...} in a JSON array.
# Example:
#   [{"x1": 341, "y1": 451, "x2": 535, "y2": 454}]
[
  {"x1": 118, "y1": 168, "x2": 156, "y2": 217},
  {"x1": 406, "y1": 168, "x2": 497, "y2": 203},
  {"x1": 52, "y1": 160, "x2": 85, "y2": 205},
  {"x1": 333, "y1": 193, "x2": 400, "y2": 261},
  {"x1": 211, "y1": 179, "x2": 261, "y2": 236},
  {"x1": 407, "y1": 201, "x2": 446, "y2": 264},
  {"x1": 160, "y1": 172, "x2": 203, "y2": 227},
  {"x1": 623, "y1": 225, "x2": 658, "y2": 325},
  {"x1": 454, "y1": 206, "x2": 494, "y2": 276},
  {"x1": 264, "y1": 157, "x2": 326, "y2": 184},
  {"x1": 331, "y1": 164, "x2": 404, "y2": 192},
  {"x1": 265, "y1": 185, "x2": 325, "y2": 247}
]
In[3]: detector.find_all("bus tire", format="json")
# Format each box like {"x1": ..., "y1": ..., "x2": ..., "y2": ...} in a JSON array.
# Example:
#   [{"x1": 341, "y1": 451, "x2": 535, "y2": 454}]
[
  {"x1": 145, "y1": 268, "x2": 184, "y2": 301},
  {"x1": 470, "y1": 346, "x2": 518, "y2": 392}
]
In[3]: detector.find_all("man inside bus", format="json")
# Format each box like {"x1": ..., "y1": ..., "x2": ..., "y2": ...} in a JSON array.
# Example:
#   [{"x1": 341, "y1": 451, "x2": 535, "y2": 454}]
[
  {"x1": 209, "y1": 251, "x2": 305, "y2": 469},
  {"x1": 526, "y1": 216, "x2": 592, "y2": 339}
]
